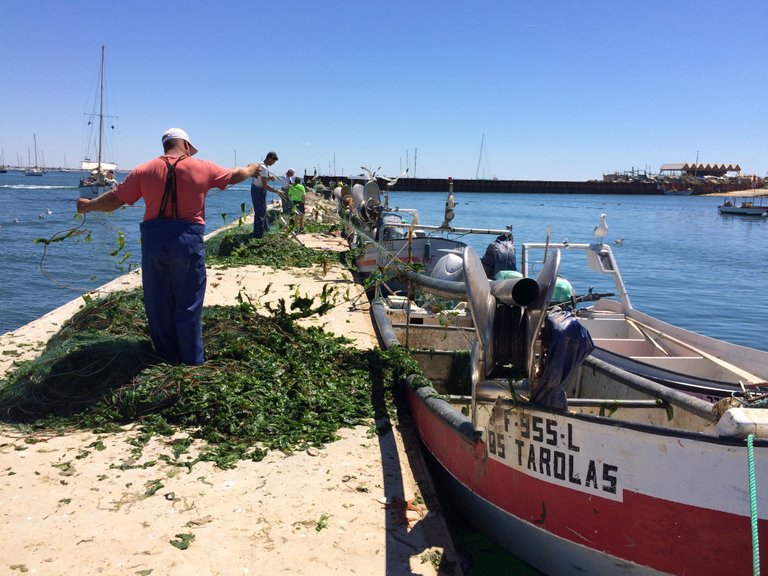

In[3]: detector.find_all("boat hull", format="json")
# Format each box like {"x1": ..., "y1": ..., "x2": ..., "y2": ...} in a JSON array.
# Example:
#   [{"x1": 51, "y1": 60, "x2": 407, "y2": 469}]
[
  {"x1": 406, "y1": 384, "x2": 768, "y2": 576},
  {"x1": 78, "y1": 183, "x2": 106, "y2": 199},
  {"x1": 355, "y1": 236, "x2": 466, "y2": 276},
  {"x1": 661, "y1": 189, "x2": 692, "y2": 196},
  {"x1": 718, "y1": 205, "x2": 768, "y2": 216}
]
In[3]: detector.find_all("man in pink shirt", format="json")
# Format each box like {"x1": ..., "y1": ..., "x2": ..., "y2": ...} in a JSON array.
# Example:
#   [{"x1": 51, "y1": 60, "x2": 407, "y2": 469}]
[{"x1": 77, "y1": 128, "x2": 262, "y2": 365}]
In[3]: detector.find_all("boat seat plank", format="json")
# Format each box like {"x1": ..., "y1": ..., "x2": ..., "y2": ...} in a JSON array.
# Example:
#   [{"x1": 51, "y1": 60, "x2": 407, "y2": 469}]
[
  {"x1": 578, "y1": 317, "x2": 644, "y2": 339},
  {"x1": 592, "y1": 338, "x2": 672, "y2": 357}
]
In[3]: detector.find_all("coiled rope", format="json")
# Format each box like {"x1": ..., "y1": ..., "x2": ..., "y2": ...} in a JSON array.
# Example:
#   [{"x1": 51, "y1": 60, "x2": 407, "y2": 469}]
[{"x1": 748, "y1": 433, "x2": 760, "y2": 575}]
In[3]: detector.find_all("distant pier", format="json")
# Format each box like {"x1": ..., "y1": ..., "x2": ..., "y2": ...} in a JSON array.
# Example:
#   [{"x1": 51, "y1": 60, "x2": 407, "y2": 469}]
[
  {"x1": 310, "y1": 176, "x2": 660, "y2": 194},
  {"x1": 309, "y1": 175, "x2": 749, "y2": 195},
  {"x1": 388, "y1": 177, "x2": 658, "y2": 194}
]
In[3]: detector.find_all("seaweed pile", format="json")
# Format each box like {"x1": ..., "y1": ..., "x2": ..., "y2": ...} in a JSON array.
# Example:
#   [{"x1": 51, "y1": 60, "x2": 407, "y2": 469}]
[{"x1": 0, "y1": 223, "x2": 421, "y2": 469}]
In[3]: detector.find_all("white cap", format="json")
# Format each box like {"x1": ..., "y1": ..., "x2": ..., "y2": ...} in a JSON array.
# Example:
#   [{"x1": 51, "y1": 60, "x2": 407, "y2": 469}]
[{"x1": 162, "y1": 128, "x2": 198, "y2": 156}]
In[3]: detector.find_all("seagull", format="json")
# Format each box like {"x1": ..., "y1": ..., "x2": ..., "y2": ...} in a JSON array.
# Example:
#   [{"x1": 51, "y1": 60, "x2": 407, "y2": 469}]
[
  {"x1": 614, "y1": 238, "x2": 624, "y2": 245},
  {"x1": 381, "y1": 168, "x2": 409, "y2": 189},
  {"x1": 360, "y1": 166, "x2": 381, "y2": 181},
  {"x1": 593, "y1": 214, "x2": 608, "y2": 244}
]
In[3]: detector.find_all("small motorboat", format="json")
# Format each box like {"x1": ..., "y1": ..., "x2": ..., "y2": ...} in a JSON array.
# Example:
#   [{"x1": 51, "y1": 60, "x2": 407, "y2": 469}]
[
  {"x1": 718, "y1": 197, "x2": 768, "y2": 216},
  {"x1": 338, "y1": 175, "x2": 510, "y2": 282}
]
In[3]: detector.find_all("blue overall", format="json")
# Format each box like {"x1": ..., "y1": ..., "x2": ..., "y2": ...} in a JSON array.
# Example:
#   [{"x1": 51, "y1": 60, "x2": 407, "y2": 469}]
[
  {"x1": 140, "y1": 156, "x2": 206, "y2": 365},
  {"x1": 250, "y1": 181, "x2": 269, "y2": 238}
]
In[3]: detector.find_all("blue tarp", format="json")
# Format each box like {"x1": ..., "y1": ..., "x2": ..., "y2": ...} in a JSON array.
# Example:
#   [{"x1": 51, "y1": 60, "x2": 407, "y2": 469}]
[
  {"x1": 480, "y1": 232, "x2": 517, "y2": 278},
  {"x1": 530, "y1": 308, "x2": 594, "y2": 410}
]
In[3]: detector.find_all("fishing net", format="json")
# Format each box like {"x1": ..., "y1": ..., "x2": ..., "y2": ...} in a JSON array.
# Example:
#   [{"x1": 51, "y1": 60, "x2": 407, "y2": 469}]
[
  {"x1": 0, "y1": 222, "x2": 416, "y2": 468},
  {"x1": 0, "y1": 290, "x2": 154, "y2": 421},
  {"x1": 0, "y1": 287, "x2": 405, "y2": 464}
]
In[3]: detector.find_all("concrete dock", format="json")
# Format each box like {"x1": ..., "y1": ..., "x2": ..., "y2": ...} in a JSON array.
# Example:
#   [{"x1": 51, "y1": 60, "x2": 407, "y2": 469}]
[{"x1": 0, "y1": 229, "x2": 463, "y2": 575}]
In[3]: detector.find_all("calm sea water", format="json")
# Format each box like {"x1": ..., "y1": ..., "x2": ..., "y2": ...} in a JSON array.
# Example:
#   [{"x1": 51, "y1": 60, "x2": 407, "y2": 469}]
[
  {"x1": 1, "y1": 170, "x2": 766, "y2": 352},
  {"x1": 388, "y1": 188, "x2": 768, "y2": 352},
  {"x1": 0, "y1": 170, "x2": 256, "y2": 334}
]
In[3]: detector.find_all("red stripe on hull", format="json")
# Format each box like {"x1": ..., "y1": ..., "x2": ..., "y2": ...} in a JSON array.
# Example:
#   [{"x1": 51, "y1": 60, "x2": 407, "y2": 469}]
[{"x1": 407, "y1": 388, "x2": 767, "y2": 575}]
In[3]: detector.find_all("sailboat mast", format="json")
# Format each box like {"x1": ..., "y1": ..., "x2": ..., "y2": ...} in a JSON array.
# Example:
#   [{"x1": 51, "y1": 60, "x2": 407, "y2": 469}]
[
  {"x1": 97, "y1": 45, "x2": 105, "y2": 170},
  {"x1": 34, "y1": 134, "x2": 39, "y2": 168},
  {"x1": 475, "y1": 133, "x2": 485, "y2": 179}
]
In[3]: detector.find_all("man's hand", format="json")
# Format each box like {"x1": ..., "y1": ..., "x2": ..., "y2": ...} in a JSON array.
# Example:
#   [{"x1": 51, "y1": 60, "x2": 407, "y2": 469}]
[
  {"x1": 75, "y1": 191, "x2": 124, "y2": 214},
  {"x1": 76, "y1": 198, "x2": 91, "y2": 214}
]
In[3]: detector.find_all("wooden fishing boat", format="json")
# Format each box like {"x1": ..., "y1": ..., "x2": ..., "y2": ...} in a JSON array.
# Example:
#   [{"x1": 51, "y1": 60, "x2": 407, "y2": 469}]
[
  {"x1": 371, "y1": 245, "x2": 768, "y2": 576},
  {"x1": 338, "y1": 174, "x2": 509, "y2": 280}
]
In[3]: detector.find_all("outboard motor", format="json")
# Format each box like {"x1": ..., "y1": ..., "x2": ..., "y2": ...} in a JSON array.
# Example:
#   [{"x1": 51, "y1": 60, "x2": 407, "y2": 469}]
[{"x1": 430, "y1": 251, "x2": 465, "y2": 283}]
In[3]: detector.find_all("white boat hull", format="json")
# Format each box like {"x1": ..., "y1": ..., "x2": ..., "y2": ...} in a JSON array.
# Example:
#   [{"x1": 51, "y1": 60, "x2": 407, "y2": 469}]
[
  {"x1": 718, "y1": 204, "x2": 768, "y2": 216},
  {"x1": 78, "y1": 183, "x2": 105, "y2": 199}
]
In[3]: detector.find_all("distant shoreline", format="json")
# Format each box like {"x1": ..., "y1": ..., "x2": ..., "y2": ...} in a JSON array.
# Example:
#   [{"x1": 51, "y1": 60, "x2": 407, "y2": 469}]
[{"x1": 3, "y1": 169, "x2": 762, "y2": 196}]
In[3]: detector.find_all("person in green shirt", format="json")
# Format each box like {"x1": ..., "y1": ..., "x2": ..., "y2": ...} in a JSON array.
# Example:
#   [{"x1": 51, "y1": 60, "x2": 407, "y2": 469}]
[{"x1": 288, "y1": 177, "x2": 307, "y2": 232}]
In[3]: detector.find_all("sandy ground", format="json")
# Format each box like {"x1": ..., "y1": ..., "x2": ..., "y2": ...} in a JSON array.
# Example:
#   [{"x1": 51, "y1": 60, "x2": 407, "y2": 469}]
[
  {"x1": 701, "y1": 188, "x2": 768, "y2": 197},
  {"x1": 0, "y1": 227, "x2": 462, "y2": 575}
]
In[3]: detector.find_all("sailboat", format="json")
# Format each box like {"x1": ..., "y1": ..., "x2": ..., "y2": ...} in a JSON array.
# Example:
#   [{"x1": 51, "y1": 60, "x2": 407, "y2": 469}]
[
  {"x1": 25, "y1": 134, "x2": 44, "y2": 176},
  {"x1": 0, "y1": 148, "x2": 7, "y2": 173},
  {"x1": 474, "y1": 133, "x2": 497, "y2": 180},
  {"x1": 475, "y1": 133, "x2": 484, "y2": 179},
  {"x1": 79, "y1": 45, "x2": 118, "y2": 198}
]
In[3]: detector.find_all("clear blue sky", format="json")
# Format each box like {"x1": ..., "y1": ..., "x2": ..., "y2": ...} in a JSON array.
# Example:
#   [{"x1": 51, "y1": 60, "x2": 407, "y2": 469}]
[{"x1": 2, "y1": 0, "x2": 767, "y2": 180}]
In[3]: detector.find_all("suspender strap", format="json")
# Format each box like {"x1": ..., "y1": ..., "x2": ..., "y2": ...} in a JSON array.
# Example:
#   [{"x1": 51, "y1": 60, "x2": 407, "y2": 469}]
[{"x1": 157, "y1": 155, "x2": 187, "y2": 220}]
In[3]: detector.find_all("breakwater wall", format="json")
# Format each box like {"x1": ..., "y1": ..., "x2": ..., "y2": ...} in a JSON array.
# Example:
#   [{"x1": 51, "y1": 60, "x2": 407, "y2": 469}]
[
  {"x1": 309, "y1": 176, "x2": 749, "y2": 195},
  {"x1": 392, "y1": 178, "x2": 659, "y2": 194},
  {"x1": 311, "y1": 176, "x2": 660, "y2": 194}
]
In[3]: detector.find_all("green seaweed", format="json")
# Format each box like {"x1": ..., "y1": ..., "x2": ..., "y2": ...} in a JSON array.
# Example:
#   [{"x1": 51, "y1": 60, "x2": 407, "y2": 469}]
[{"x1": 0, "y1": 228, "x2": 421, "y2": 469}]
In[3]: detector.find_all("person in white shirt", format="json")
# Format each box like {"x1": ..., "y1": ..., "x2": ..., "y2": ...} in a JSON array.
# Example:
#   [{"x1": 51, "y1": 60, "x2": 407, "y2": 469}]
[{"x1": 280, "y1": 169, "x2": 295, "y2": 215}]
